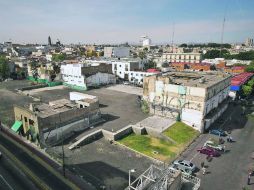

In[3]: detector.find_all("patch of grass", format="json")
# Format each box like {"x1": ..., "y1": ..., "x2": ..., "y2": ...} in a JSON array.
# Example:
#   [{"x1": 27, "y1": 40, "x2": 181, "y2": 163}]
[
  {"x1": 118, "y1": 134, "x2": 176, "y2": 161},
  {"x1": 118, "y1": 122, "x2": 199, "y2": 162},
  {"x1": 163, "y1": 122, "x2": 199, "y2": 144}
]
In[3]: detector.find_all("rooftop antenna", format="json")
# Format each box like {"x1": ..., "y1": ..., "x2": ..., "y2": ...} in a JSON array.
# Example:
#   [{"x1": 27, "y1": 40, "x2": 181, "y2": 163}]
[
  {"x1": 220, "y1": 17, "x2": 226, "y2": 57},
  {"x1": 171, "y1": 22, "x2": 175, "y2": 53},
  {"x1": 220, "y1": 3, "x2": 228, "y2": 57}
]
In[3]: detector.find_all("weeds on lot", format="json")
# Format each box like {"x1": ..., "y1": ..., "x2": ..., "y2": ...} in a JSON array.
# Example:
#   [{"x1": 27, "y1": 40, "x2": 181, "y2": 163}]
[{"x1": 141, "y1": 100, "x2": 149, "y2": 114}]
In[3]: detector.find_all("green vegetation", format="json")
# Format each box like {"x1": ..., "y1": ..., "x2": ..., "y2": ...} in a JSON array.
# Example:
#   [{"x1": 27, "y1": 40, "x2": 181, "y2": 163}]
[
  {"x1": 245, "y1": 60, "x2": 254, "y2": 72},
  {"x1": 204, "y1": 50, "x2": 254, "y2": 60},
  {"x1": 52, "y1": 53, "x2": 66, "y2": 62},
  {"x1": 118, "y1": 134, "x2": 176, "y2": 161},
  {"x1": 242, "y1": 77, "x2": 254, "y2": 97},
  {"x1": 180, "y1": 43, "x2": 231, "y2": 49},
  {"x1": 118, "y1": 122, "x2": 199, "y2": 161},
  {"x1": 0, "y1": 56, "x2": 10, "y2": 79},
  {"x1": 163, "y1": 122, "x2": 199, "y2": 144},
  {"x1": 141, "y1": 100, "x2": 149, "y2": 114}
]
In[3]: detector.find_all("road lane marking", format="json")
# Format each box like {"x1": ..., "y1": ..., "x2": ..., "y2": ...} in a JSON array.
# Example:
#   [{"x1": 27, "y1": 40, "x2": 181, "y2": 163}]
[{"x1": 0, "y1": 175, "x2": 14, "y2": 190}]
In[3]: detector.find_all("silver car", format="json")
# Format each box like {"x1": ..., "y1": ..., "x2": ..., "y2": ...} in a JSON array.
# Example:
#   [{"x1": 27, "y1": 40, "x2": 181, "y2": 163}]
[
  {"x1": 172, "y1": 160, "x2": 196, "y2": 174},
  {"x1": 204, "y1": 140, "x2": 223, "y2": 151}
]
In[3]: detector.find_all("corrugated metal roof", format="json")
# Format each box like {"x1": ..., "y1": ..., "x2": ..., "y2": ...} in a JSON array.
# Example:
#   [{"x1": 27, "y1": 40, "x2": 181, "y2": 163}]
[{"x1": 231, "y1": 72, "x2": 254, "y2": 86}]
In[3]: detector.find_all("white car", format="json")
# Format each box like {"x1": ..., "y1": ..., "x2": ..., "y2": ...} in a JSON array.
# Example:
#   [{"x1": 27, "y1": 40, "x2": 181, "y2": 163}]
[
  {"x1": 204, "y1": 140, "x2": 223, "y2": 151},
  {"x1": 123, "y1": 81, "x2": 130, "y2": 85}
]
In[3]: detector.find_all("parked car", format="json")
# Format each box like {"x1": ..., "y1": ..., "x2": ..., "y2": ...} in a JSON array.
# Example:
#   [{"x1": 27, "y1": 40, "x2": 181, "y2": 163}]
[
  {"x1": 209, "y1": 129, "x2": 227, "y2": 137},
  {"x1": 172, "y1": 160, "x2": 196, "y2": 174},
  {"x1": 197, "y1": 147, "x2": 221, "y2": 157},
  {"x1": 204, "y1": 140, "x2": 223, "y2": 151},
  {"x1": 123, "y1": 81, "x2": 130, "y2": 85}
]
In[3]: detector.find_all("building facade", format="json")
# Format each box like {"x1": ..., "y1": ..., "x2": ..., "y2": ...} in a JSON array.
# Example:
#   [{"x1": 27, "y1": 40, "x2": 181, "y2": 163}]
[
  {"x1": 162, "y1": 53, "x2": 202, "y2": 63},
  {"x1": 143, "y1": 72, "x2": 231, "y2": 132},
  {"x1": 104, "y1": 47, "x2": 130, "y2": 58},
  {"x1": 61, "y1": 63, "x2": 116, "y2": 90}
]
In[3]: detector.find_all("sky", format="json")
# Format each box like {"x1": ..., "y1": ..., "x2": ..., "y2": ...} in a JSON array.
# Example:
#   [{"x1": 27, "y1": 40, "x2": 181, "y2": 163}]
[{"x1": 0, "y1": 0, "x2": 254, "y2": 44}]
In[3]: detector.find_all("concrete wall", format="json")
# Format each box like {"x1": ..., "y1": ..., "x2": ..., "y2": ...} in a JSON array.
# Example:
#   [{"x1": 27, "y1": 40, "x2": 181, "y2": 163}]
[
  {"x1": 86, "y1": 72, "x2": 116, "y2": 87},
  {"x1": 102, "y1": 125, "x2": 133, "y2": 141}
]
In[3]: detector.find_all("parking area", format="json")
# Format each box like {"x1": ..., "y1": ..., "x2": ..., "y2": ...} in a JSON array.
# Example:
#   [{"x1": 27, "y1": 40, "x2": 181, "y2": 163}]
[
  {"x1": 178, "y1": 100, "x2": 254, "y2": 190},
  {"x1": 48, "y1": 138, "x2": 158, "y2": 190},
  {"x1": 106, "y1": 84, "x2": 143, "y2": 96}
]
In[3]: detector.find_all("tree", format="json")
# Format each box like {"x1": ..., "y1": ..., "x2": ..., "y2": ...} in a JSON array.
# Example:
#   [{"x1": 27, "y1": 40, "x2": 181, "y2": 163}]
[
  {"x1": 242, "y1": 85, "x2": 252, "y2": 96},
  {"x1": 245, "y1": 61, "x2": 254, "y2": 72},
  {"x1": 138, "y1": 51, "x2": 146, "y2": 59},
  {"x1": 52, "y1": 53, "x2": 66, "y2": 62},
  {"x1": 0, "y1": 56, "x2": 10, "y2": 79},
  {"x1": 179, "y1": 43, "x2": 188, "y2": 48},
  {"x1": 144, "y1": 60, "x2": 156, "y2": 70}
]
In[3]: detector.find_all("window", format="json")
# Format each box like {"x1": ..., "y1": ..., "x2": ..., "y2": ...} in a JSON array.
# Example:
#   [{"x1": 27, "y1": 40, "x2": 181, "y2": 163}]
[
  {"x1": 24, "y1": 117, "x2": 27, "y2": 122},
  {"x1": 29, "y1": 119, "x2": 34, "y2": 125},
  {"x1": 140, "y1": 74, "x2": 143, "y2": 76},
  {"x1": 119, "y1": 72, "x2": 121, "y2": 74},
  {"x1": 131, "y1": 73, "x2": 133, "y2": 76},
  {"x1": 136, "y1": 73, "x2": 138, "y2": 76}
]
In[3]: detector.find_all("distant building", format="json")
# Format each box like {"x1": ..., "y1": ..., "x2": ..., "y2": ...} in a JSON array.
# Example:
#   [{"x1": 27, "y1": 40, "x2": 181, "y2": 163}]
[
  {"x1": 245, "y1": 38, "x2": 253, "y2": 47},
  {"x1": 61, "y1": 63, "x2": 116, "y2": 90},
  {"x1": 48, "y1": 36, "x2": 52, "y2": 46},
  {"x1": 143, "y1": 71, "x2": 231, "y2": 132},
  {"x1": 141, "y1": 36, "x2": 152, "y2": 47},
  {"x1": 162, "y1": 52, "x2": 202, "y2": 63},
  {"x1": 104, "y1": 47, "x2": 130, "y2": 58}
]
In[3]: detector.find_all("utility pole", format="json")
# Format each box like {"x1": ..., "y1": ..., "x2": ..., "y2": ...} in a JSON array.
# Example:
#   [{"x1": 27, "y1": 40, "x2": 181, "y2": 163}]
[
  {"x1": 58, "y1": 113, "x2": 66, "y2": 177},
  {"x1": 171, "y1": 22, "x2": 175, "y2": 53}
]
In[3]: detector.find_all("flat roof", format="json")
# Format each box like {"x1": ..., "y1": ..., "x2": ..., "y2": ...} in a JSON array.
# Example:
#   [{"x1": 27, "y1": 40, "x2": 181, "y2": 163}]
[
  {"x1": 151, "y1": 71, "x2": 231, "y2": 88},
  {"x1": 34, "y1": 99, "x2": 77, "y2": 118}
]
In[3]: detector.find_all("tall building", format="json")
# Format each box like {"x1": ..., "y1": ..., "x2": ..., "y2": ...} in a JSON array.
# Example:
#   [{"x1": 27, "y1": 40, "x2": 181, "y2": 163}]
[
  {"x1": 245, "y1": 38, "x2": 253, "y2": 47},
  {"x1": 48, "y1": 36, "x2": 52, "y2": 46}
]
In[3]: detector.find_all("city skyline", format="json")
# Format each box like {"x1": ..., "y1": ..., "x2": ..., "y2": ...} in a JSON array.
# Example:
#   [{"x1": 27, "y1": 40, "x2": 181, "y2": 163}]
[{"x1": 0, "y1": 0, "x2": 254, "y2": 44}]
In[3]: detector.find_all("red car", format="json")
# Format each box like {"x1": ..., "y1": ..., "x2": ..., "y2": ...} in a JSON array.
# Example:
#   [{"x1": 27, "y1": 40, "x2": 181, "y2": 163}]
[{"x1": 197, "y1": 147, "x2": 220, "y2": 157}]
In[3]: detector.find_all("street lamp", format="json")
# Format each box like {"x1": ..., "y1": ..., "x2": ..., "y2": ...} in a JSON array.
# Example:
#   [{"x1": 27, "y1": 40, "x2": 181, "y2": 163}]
[{"x1": 128, "y1": 169, "x2": 136, "y2": 190}]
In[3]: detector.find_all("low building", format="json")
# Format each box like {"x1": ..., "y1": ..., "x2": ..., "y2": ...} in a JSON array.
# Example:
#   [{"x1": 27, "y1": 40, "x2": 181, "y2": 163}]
[
  {"x1": 12, "y1": 92, "x2": 101, "y2": 147},
  {"x1": 224, "y1": 66, "x2": 246, "y2": 74},
  {"x1": 229, "y1": 72, "x2": 254, "y2": 100},
  {"x1": 162, "y1": 52, "x2": 202, "y2": 63},
  {"x1": 143, "y1": 71, "x2": 231, "y2": 132},
  {"x1": 111, "y1": 58, "x2": 146, "y2": 79},
  {"x1": 104, "y1": 46, "x2": 130, "y2": 58},
  {"x1": 61, "y1": 63, "x2": 116, "y2": 90}
]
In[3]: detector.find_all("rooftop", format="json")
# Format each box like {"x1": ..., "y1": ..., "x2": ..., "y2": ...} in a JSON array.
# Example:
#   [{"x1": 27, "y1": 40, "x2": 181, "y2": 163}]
[
  {"x1": 152, "y1": 71, "x2": 231, "y2": 88},
  {"x1": 34, "y1": 99, "x2": 77, "y2": 118}
]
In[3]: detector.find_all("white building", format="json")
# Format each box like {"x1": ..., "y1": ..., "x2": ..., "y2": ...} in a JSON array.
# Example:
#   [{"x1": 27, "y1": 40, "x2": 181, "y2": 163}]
[
  {"x1": 111, "y1": 58, "x2": 146, "y2": 79},
  {"x1": 104, "y1": 47, "x2": 130, "y2": 58},
  {"x1": 141, "y1": 36, "x2": 152, "y2": 47},
  {"x1": 162, "y1": 53, "x2": 202, "y2": 63},
  {"x1": 143, "y1": 72, "x2": 231, "y2": 132},
  {"x1": 61, "y1": 63, "x2": 116, "y2": 90}
]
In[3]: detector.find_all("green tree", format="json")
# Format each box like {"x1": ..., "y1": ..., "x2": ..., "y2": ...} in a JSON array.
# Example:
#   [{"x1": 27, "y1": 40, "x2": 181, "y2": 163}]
[
  {"x1": 245, "y1": 61, "x2": 254, "y2": 72},
  {"x1": 52, "y1": 53, "x2": 66, "y2": 62},
  {"x1": 179, "y1": 43, "x2": 187, "y2": 48},
  {"x1": 138, "y1": 51, "x2": 146, "y2": 59},
  {"x1": 242, "y1": 85, "x2": 252, "y2": 96},
  {"x1": 144, "y1": 60, "x2": 156, "y2": 70},
  {"x1": 0, "y1": 56, "x2": 10, "y2": 79}
]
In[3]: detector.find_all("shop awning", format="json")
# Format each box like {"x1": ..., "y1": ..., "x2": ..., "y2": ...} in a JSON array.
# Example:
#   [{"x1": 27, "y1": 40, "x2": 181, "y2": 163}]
[{"x1": 11, "y1": 121, "x2": 23, "y2": 132}]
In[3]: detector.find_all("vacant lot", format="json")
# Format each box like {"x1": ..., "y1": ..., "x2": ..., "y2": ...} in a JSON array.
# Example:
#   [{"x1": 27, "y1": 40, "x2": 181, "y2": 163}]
[
  {"x1": 118, "y1": 122, "x2": 199, "y2": 162},
  {"x1": 48, "y1": 138, "x2": 157, "y2": 190}
]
